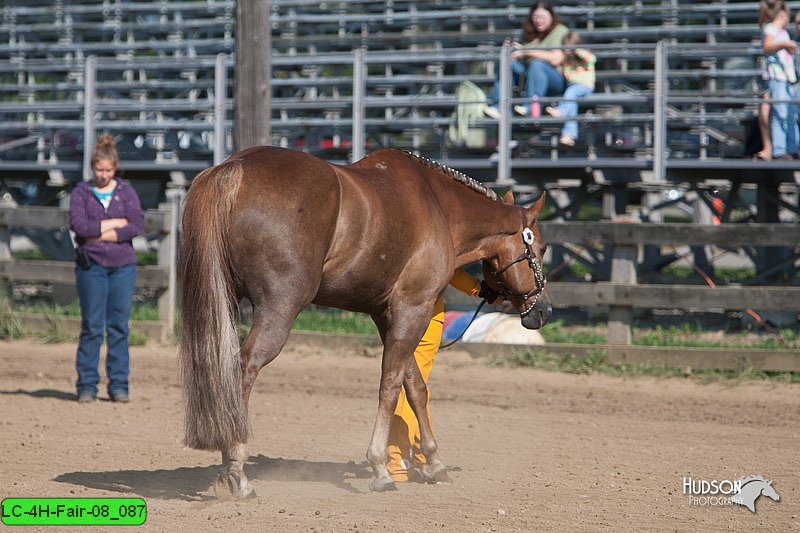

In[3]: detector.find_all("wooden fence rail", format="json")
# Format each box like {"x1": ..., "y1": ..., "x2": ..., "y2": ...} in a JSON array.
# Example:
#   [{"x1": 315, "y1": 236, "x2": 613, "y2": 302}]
[
  {"x1": 537, "y1": 220, "x2": 800, "y2": 371},
  {"x1": 2, "y1": 210, "x2": 799, "y2": 370},
  {"x1": 539, "y1": 221, "x2": 800, "y2": 247},
  {"x1": 0, "y1": 198, "x2": 179, "y2": 342}
]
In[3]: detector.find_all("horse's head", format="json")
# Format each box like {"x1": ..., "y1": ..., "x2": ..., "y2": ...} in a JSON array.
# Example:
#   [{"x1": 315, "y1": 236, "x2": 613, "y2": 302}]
[
  {"x1": 762, "y1": 480, "x2": 780, "y2": 502},
  {"x1": 483, "y1": 191, "x2": 552, "y2": 329}
]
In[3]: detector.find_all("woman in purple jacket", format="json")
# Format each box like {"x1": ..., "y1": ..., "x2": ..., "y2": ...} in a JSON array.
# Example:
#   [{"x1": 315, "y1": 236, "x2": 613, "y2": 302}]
[{"x1": 69, "y1": 133, "x2": 144, "y2": 403}]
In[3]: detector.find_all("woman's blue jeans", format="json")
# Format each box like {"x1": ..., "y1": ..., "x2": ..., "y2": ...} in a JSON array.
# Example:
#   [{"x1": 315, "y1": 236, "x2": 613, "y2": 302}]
[
  {"x1": 556, "y1": 83, "x2": 595, "y2": 139},
  {"x1": 768, "y1": 79, "x2": 799, "y2": 157},
  {"x1": 75, "y1": 262, "x2": 136, "y2": 397},
  {"x1": 491, "y1": 59, "x2": 566, "y2": 113}
]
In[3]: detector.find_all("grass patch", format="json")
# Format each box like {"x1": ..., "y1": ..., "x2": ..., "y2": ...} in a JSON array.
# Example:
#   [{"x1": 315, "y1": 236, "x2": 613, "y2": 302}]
[
  {"x1": 0, "y1": 302, "x2": 27, "y2": 340},
  {"x1": 634, "y1": 323, "x2": 713, "y2": 347},
  {"x1": 12, "y1": 248, "x2": 52, "y2": 260},
  {"x1": 36, "y1": 310, "x2": 76, "y2": 344},
  {"x1": 12, "y1": 249, "x2": 158, "y2": 266},
  {"x1": 661, "y1": 266, "x2": 757, "y2": 283},
  {"x1": 632, "y1": 324, "x2": 800, "y2": 350},
  {"x1": 128, "y1": 328, "x2": 148, "y2": 346},
  {"x1": 292, "y1": 305, "x2": 377, "y2": 335},
  {"x1": 12, "y1": 300, "x2": 159, "y2": 321},
  {"x1": 130, "y1": 302, "x2": 159, "y2": 321},
  {"x1": 15, "y1": 301, "x2": 82, "y2": 317},
  {"x1": 491, "y1": 348, "x2": 608, "y2": 374},
  {"x1": 136, "y1": 250, "x2": 158, "y2": 266},
  {"x1": 661, "y1": 266, "x2": 694, "y2": 280},
  {"x1": 490, "y1": 347, "x2": 800, "y2": 383},
  {"x1": 539, "y1": 319, "x2": 605, "y2": 344}
]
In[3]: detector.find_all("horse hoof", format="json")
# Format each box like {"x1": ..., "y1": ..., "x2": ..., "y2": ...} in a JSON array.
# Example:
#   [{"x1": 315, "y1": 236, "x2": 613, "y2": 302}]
[
  {"x1": 432, "y1": 468, "x2": 452, "y2": 484},
  {"x1": 417, "y1": 464, "x2": 452, "y2": 484},
  {"x1": 212, "y1": 474, "x2": 231, "y2": 500},
  {"x1": 369, "y1": 477, "x2": 398, "y2": 492},
  {"x1": 213, "y1": 472, "x2": 256, "y2": 500}
]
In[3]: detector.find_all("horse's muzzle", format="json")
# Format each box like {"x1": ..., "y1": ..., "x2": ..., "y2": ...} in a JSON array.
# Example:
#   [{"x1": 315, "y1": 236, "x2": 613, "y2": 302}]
[{"x1": 520, "y1": 300, "x2": 552, "y2": 330}]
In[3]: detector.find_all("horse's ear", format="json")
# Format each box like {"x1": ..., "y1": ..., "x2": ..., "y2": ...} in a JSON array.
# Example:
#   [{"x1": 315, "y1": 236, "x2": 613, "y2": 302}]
[
  {"x1": 527, "y1": 192, "x2": 546, "y2": 218},
  {"x1": 503, "y1": 189, "x2": 514, "y2": 205}
]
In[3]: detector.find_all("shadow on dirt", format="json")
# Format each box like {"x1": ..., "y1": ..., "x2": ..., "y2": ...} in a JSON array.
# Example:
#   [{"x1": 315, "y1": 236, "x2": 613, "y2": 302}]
[
  {"x1": 0, "y1": 388, "x2": 77, "y2": 401},
  {"x1": 53, "y1": 454, "x2": 373, "y2": 500}
]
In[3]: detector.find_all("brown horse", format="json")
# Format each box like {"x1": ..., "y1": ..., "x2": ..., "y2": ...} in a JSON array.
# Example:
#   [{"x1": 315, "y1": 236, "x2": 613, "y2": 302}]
[{"x1": 178, "y1": 146, "x2": 551, "y2": 497}]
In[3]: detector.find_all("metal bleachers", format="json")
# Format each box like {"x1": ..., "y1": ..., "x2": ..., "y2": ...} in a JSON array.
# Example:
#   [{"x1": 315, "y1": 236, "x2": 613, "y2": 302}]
[
  {"x1": 0, "y1": 0, "x2": 797, "y2": 217},
  {"x1": 0, "y1": 1, "x2": 233, "y2": 205}
]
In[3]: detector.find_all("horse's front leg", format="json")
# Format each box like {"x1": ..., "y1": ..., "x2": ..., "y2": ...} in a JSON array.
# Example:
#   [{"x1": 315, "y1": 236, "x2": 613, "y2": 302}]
[
  {"x1": 366, "y1": 321, "x2": 425, "y2": 492},
  {"x1": 403, "y1": 360, "x2": 451, "y2": 484}
]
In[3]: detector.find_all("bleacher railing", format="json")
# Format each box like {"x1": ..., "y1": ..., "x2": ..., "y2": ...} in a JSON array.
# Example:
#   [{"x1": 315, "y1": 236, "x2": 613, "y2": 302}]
[{"x1": 0, "y1": 40, "x2": 793, "y2": 187}]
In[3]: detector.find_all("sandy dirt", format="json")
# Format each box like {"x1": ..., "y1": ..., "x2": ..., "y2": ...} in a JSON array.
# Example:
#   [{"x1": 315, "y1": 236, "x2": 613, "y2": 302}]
[{"x1": 0, "y1": 337, "x2": 798, "y2": 532}]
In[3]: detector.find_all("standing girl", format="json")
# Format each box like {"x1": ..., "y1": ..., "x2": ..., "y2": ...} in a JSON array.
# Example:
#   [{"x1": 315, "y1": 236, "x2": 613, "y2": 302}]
[
  {"x1": 760, "y1": 0, "x2": 798, "y2": 159},
  {"x1": 69, "y1": 133, "x2": 144, "y2": 403}
]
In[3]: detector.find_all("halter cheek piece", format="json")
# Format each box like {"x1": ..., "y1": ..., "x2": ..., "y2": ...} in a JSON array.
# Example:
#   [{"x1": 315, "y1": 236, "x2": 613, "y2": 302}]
[{"x1": 489, "y1": 207, "x2": 547, "y2": 318}]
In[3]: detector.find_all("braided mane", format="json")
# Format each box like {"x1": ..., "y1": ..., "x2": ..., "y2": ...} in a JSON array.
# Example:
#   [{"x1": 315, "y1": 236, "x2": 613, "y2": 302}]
[{"x1": 403, "y1": 150, "x2": 499, "y2": 202}]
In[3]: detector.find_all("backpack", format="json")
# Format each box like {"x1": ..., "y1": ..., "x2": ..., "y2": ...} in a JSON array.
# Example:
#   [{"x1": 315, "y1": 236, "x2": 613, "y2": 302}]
[{"x1": 448, "y1": 80, "x2": 489, "y2": 148}]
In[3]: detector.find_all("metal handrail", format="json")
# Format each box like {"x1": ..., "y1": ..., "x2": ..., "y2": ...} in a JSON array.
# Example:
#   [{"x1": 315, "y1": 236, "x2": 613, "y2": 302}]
[{"x1": 0, "y1": 40, "x2": 782, "y2": 180}]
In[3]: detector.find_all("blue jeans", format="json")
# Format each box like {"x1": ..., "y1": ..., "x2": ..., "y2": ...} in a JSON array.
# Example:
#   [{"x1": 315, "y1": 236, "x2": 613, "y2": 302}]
[
  {"x1": 75, "y1": 262, "x2": 136, "y2": 397},
  {"x1": 555, "y1": 83, "x2": 594, "y2": 139},
  {"x1": 491, "y1": 59, "x2": 566, "y2": 113},
  {"x1": 767, "y1": 79, "x2": 799, "y2": 157}
]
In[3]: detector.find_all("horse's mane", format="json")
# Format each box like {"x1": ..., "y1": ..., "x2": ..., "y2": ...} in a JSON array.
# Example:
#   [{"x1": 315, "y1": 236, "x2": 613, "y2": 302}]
[{"x1": 403, "y1": 150, "x2": 499, "y2": 202}]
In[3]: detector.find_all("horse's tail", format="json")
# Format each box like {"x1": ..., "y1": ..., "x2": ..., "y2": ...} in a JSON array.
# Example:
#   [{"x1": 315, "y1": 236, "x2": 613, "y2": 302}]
[{"x1": 178, "y1": 158, "x2": 247, "y2": 451}]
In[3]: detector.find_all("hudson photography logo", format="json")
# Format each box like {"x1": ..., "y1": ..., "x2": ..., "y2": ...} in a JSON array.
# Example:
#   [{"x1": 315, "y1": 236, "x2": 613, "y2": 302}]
[{"x1": 682, "y1": 475, "x2": 780, "y2": 513}]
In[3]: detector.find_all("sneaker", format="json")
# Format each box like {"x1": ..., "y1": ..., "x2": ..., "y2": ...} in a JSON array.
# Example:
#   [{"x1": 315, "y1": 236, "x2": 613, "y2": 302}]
[
  {"x1": 545, "y1": 106, "x2": 562, "y2": 117},
  {"x1": 559, "y1": 135, "x2": 576, "y2": 147},
  {"x1": 77, "y1": 393, "x2": 96, "y2": 403},
  {"x1": 483, "y1": 106, "x2": 501, "y2": 120},
  {"x1": 110, "y1": 391, "x2": 130, "y2": 403},
  {"x1": 513, "y1": 105, "x2": 529, "y2": 116}
]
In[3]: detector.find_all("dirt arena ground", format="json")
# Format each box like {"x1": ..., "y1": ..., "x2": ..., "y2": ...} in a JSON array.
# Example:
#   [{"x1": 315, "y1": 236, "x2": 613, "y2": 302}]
[{"x1": 1, "y1": 337, "x2": 798, "y2": 532}]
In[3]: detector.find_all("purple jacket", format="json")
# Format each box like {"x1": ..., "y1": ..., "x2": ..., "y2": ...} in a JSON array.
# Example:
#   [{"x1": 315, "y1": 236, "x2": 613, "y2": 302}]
[{"x1": 69, "y1": 178, "x2": 145, "y2": 268}]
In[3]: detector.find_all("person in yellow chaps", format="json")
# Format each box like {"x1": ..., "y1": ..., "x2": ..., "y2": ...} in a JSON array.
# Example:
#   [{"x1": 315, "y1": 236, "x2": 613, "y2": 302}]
[{"x1": 387, "y1": 267, "x2": 500, "y2": 482}]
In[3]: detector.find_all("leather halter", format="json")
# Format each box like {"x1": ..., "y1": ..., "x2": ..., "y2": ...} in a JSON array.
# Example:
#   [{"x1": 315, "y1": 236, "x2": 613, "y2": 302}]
[{"x1": 488, "y1": 207, "x2": 547, "y2": 318}]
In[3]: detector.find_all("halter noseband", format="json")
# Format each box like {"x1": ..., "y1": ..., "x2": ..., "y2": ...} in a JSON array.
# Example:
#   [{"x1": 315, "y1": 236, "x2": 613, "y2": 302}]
[{"x1": 489, "y1": 207, "x2": 547, "y2": 318}]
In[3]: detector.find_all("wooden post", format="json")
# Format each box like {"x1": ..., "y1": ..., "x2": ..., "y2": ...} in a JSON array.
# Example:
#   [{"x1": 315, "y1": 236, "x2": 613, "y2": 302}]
[
  {"x1": 608, "y1": 220, "x2": 638, "y2": 346},
  {"x1": 234, "y1": 0, "x2": 270, "y2": 151},
  {"x1": 156, "y1": 193, "x2": 180, "y2": 342}
]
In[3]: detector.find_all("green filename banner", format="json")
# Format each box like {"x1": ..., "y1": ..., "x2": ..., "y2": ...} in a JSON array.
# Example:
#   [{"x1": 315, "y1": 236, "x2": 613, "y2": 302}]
[{"x1": 1, "y1": 498, "x2": 146, "y2": 526}]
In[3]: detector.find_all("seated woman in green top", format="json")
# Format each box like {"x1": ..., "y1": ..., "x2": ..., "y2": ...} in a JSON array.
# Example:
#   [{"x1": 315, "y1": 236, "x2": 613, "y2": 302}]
[{"x1": 486, "y1": 2, "x2": 569, "y2": 119}]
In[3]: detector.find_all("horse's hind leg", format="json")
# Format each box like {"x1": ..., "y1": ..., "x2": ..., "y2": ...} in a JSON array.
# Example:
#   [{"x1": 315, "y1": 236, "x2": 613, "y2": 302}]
[
  {"x1": 214, "y1": 442, "x2": 253, "y2": 500},
  {"x1": 215, "y1": 308, "x2": 296, "y2": 499},
  {"x1": 402, "y1": 361, "x2": 451, "y2": 484}
]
